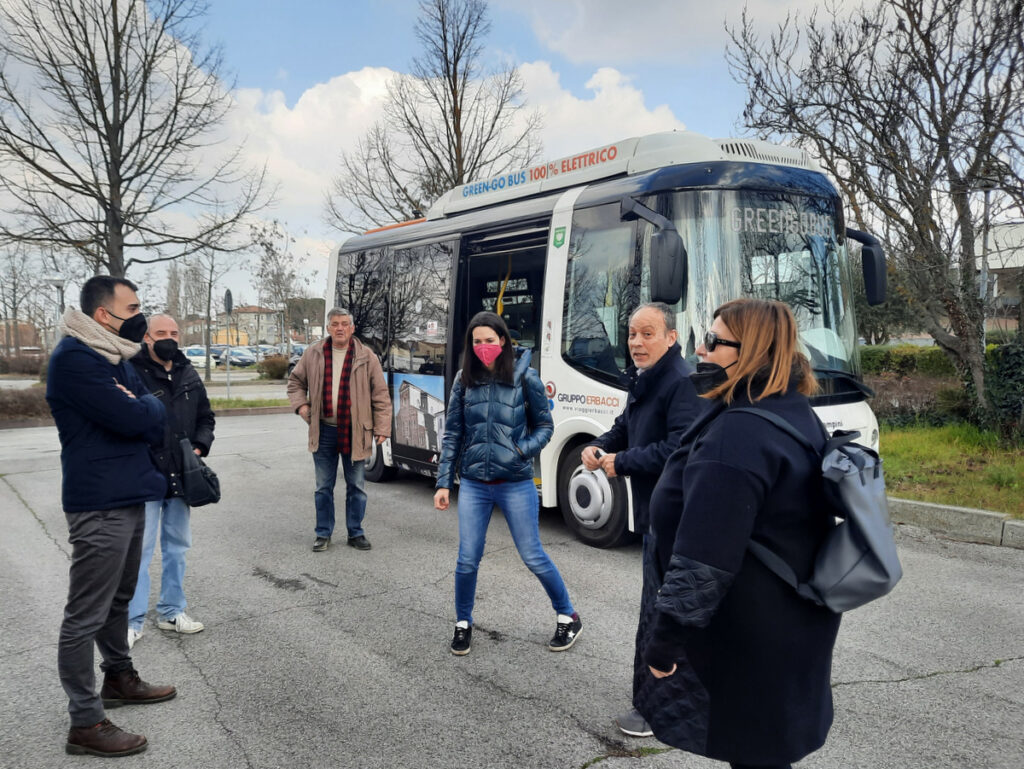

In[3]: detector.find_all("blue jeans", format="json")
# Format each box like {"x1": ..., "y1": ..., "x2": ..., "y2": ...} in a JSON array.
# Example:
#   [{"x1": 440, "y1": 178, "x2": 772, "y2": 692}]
[
  {"x1": 313, "y1": 422, "x2": 367, "y2": 539},
  {"x1": 454, "y1": 478, "x2": 574, "y2": 625},
  {"x1": 128, "y1": 497, "x2": 191, "y2": 628}
]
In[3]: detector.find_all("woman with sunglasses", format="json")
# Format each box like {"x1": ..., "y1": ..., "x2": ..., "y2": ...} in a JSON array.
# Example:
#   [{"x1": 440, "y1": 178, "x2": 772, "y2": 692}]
[
  {"x1": 631, "y1": 298, "x2": 841, "y2": 769},
  {"x1": 434, "y1": 311, "x2": 582, "y2": 656}
]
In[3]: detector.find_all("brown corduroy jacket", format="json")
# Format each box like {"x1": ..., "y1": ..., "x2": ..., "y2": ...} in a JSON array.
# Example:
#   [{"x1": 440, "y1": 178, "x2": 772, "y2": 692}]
[{"x1": 286, "y1": 337, "x2": 391, "y2": 460}]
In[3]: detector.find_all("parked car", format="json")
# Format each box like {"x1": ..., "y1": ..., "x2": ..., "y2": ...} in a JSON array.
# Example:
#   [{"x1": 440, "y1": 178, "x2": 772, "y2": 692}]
[
  {"x1": 222, "y1": 348, "x2": 256, "y2": 367},
  {"x1": 183, "y1": 346, "x2": 218, "y2": 369}
]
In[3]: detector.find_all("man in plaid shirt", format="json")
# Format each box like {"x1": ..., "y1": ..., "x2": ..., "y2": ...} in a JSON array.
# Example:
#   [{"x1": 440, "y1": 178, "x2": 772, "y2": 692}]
[{"x1": 287, "y1": 308, "x2": 391, "y2": 552}]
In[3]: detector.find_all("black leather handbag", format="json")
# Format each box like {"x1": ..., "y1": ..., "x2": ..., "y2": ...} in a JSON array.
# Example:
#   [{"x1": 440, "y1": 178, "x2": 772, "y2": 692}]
[{"x1": 179, "y1": 438, "x2": 221, "y2": 507}]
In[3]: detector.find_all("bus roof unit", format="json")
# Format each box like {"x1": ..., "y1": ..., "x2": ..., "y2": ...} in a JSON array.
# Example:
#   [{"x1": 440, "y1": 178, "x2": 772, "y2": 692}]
[{"x1": 427, "y1": 130, "x2": 821, "y2": 220}]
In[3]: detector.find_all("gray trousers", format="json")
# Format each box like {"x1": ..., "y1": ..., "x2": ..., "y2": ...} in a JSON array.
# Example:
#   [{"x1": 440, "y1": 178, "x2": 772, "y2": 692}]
[{"x1": 58, "y1": 505, "x2": 144, "y2": 726}]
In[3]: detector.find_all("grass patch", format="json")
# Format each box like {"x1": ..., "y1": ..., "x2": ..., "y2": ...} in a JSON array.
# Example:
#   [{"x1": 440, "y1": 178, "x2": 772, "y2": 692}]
[
  {"x1": 210, "y1": 397, "x2": 289, "y2": 410},
  {"x1": 881, "y1": 423, "x2": 1024, "y2": 518}
]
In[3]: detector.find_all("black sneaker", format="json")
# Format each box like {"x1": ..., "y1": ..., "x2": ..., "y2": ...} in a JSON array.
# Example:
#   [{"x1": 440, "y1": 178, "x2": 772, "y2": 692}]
[
  {"x1": 450, "y1": 624, "x2": 472, "y2": 656},
  {"x1": 347, "y1": 535, "x2": 372, "y2": 550},
  {"x1": 312, "y1": 536, "x2": 330, "y2": 552},
  {"x1": 548, "y1": 613, "x2": 583, "y2": 651}
]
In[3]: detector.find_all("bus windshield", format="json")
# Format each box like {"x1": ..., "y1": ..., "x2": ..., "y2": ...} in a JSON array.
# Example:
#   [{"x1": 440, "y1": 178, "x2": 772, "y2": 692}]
[
  {"x1": 666, "y1": 189, "x2": 861, "y2": 377},
  {"x1": 562, "y1": 188, "x2": 863, "y2": 389}
]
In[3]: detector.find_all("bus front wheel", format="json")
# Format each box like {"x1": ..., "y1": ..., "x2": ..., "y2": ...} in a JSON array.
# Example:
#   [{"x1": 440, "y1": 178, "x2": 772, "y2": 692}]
[
  {"x1": 365, "y1": 441, "x2": 397, "y2": 483},
  {"x1": 556, "y1": 447, "x2": 632, "y2": 548}
]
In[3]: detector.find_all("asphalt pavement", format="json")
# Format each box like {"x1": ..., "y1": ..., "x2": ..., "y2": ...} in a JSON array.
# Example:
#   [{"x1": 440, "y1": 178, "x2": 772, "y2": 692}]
[{"x1": 0, "y1": 413, "x2": 1022, "y2": 769}]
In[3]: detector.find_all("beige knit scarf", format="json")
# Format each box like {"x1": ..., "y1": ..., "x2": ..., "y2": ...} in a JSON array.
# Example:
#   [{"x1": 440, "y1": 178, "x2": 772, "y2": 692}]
[{"x1": 59, "y1": 308, "x2": 141, "y2": 365}]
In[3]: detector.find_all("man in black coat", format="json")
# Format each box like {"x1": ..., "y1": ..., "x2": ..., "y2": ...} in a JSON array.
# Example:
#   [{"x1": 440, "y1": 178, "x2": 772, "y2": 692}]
[
  {"x1": 127, "y1": 315, "x2": 215, "y2": 648},
  {"x1": 579, "y1": 302, "x2": 702, "y2": 737}
]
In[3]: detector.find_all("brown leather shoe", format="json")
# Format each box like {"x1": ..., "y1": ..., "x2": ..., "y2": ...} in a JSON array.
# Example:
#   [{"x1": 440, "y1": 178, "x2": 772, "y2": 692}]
[
  {"x1": 66, "y1": 719, "x2": 147, "y2": 756},
  {"x1": 100, "y1": 668, "x2": 177, "y2": 707}
]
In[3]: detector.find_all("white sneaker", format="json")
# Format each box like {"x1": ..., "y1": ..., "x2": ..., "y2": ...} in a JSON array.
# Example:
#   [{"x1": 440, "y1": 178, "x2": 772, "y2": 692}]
[
  {"x1": 157, "y1": 612, "x2": 205, "y2": 634},
  {"x1": 127, "y1": 626, "x2": 143, "y2": 649}
]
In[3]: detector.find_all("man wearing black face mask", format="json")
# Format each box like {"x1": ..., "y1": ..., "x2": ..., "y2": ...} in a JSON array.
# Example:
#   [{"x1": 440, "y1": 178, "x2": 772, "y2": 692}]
[
  {"x1": 128, "y1": 314, "x2": 215, "y2": 648},
  {"x1": 47, "y1": 276, "x2": 176, "y2": 757}
]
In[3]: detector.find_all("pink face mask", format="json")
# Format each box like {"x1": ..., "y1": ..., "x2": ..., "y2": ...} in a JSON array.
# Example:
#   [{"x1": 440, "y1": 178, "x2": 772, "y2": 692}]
[{"x1": 472, "y1": 343, "x2": 503, "y2": 367}]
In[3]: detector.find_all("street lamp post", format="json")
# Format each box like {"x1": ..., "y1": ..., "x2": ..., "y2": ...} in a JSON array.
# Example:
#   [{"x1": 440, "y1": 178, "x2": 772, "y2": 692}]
[
  {"x1": 975, "y1": 155, "x2": 1010, "y2": 346},
  {"x1": 44, "y1": 277, "x2": 65, "y2": 346}
]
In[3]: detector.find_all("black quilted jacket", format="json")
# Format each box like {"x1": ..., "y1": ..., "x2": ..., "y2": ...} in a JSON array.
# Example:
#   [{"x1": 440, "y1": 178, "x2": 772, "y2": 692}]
[{"x1": 633, "y1": 388, "x2": 841, "y2": 766}]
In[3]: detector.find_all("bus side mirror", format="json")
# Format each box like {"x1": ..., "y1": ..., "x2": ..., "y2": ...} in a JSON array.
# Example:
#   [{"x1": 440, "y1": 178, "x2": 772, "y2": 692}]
[
  {"x1": 621, "y1": 196, "x2": 687, "y2": 306},
  {"x1": 845, "y1": 228, "x2": 887, "y2": 306},
  {"x1": 651, "y1": 229, "x2": 685, "y2": 306}
]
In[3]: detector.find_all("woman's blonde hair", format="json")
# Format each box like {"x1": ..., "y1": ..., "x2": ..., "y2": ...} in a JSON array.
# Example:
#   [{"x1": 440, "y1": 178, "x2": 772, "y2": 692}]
[{"x1": 703, "y1": 298, "x2": 818, "y2": 403}]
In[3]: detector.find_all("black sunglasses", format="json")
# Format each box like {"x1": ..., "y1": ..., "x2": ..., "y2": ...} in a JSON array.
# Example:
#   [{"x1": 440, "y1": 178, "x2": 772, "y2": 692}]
[{"x1": 704, "y1": 330, "x2": 742, "y2": 352}]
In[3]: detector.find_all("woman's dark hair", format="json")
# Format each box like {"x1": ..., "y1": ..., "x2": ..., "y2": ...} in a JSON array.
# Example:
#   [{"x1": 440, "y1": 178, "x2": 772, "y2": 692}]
[{"x1": 460, "y1": 311, "x2": 515, "y2": 386}]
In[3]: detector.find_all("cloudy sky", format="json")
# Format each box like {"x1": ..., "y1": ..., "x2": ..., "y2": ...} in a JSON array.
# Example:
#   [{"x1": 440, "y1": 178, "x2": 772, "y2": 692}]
[{"x1": 187, "y1": 0, "x2": 821, "y2": 304}]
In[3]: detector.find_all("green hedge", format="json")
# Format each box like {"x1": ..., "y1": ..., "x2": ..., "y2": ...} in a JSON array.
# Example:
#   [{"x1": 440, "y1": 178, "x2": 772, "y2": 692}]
[
  {"x1": 257, "y1": 354, "x2": 289, "y2": 380},
  {"x1": 985, "y1": 342, "x2": 1024, "y2": 439},
  {"x1": 0, "y1": 386, "x2": 51, "y2": 420},
  {"x1": 0, "y1": 355, "x2": 45, "y2": 376},
  {"x1": 863, "y1": 341, "x2": 1024, "y2": 440},
  {"x1": 860, "y1": 343, "x2": 985, "y2": 377}
]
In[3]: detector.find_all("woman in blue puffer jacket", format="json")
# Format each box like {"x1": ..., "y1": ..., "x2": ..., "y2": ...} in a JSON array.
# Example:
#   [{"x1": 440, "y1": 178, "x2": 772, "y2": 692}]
[{"x1": 434, "y1": 311, "x2": 582, "y2": 657}]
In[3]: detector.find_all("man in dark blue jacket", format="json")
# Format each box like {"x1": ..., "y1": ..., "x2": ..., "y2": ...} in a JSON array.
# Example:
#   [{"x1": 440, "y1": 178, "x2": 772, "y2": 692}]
[
  {"x1": 47, "y1": 276, "x2": 177, "y2": 758},
  {"x1": 580, "y1": 302, "x2": 701, "y2": 738}
]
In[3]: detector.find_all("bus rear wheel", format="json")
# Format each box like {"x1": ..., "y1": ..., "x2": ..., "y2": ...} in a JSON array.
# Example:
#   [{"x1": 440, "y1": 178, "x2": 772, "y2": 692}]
[
  {"x1": 365, "y1": 441, "x2": 397, "y2": 483},
  {"x1": 556, "y1": 446, "x2": 632, "y2": 548}
]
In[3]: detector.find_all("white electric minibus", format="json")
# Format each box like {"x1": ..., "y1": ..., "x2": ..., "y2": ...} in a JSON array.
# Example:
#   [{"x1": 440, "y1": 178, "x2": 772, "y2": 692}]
[{"x1": 328, "y1": 130, "x2": 887, "y2": 547}]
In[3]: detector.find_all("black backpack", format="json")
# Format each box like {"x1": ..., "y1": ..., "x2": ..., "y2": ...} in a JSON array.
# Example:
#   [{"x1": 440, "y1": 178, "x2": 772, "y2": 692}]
[{"x1": 732, "y1": 408, "x2": 903, "y2": 613}]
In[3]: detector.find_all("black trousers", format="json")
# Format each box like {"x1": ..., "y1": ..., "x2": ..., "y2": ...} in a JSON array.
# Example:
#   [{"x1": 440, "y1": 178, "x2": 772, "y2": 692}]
[
  {"x1": 729, "y1": 763, "x2": 793, "y2": 769},
  {"x1": 58, "y1": 506, "x2": 144, "y2": 726}
]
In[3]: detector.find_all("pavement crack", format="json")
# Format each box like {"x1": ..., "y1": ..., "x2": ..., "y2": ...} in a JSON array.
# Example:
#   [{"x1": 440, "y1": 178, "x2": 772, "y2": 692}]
[
  {"x1": 174, "y1": 639, "x2": 257, "y2": 769},
  {"x1": 563, "y1": 708, "x2": 677, "y2": 768},
  {"x1": 578, "y1": 745, "x2": 675, "y2": 768},
  {"x1": 832, "y1": 656, "x2": 1022, "y2": 688},
  {"x1": 452, "y1": 649, "x2": 673, "y2": 768},
  {"x1": 1, "y1": 475, "x2": 69, "y2": 560},
  {"x1": 238, "y1": 453, "x2": 273, "y2": 470},
  {"x1": 301, "y1": 572, "x2": 339, "y2": 588}
]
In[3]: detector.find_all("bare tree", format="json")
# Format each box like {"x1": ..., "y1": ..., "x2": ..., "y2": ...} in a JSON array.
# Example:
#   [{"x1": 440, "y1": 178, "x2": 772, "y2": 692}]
[
  {"x1": 727, "y1": 0, "x2": 1024, "y2": 417},
  {"x1": 166, "y1": 261, "x2": 183, "y2": 320},
  {"x1": 250, "y1": 220, "x2": 303, "y2": 352},
  {"x1": 181, "y1": 249, "x2": 236, "y2": 381},
  {"x1": 324, "y1": 0, "x2": 541, "y2": 232},
  {"x1": 0, "y1": 0, "x2": 272, "y2": 278},
  {"x1": 0, "y1": 242, "x2": 41, "y2": 353}
]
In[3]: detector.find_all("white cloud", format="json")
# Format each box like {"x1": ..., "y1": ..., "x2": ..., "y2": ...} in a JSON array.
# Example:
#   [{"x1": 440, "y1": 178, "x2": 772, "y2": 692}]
[
  {"x1": 161, "y1": 60, "x2": 692, "y2": 301},
  {"x1": 520, "y1": 62, "x2": 685, "y2": 156},
  {"x1": 228, "y1": 66, "x2": 394, "y2": 220},
  {"x1": 500, "y1": 0, "x2": 821, "y2": 65},
  {"x1": 226, "y1": 60, "x2": 686, "y2": 241}
]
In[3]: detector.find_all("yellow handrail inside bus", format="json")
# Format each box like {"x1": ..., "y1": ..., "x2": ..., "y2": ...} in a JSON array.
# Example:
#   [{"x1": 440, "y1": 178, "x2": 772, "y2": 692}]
[{"x1": 496, "y1": 255, "x2": 512, "y2": 316}]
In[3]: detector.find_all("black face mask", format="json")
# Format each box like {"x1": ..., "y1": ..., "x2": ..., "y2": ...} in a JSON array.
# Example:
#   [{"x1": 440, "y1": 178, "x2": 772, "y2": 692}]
[
  {"x1": 690, "y1": 361, "x2": 737, "y2": 396},
  {"x1": 152, "y1": 339, "x2": 178, "y2": 362},
  {"x1": 109, "y1": 311, "x2": 148, "y2": 343}
]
